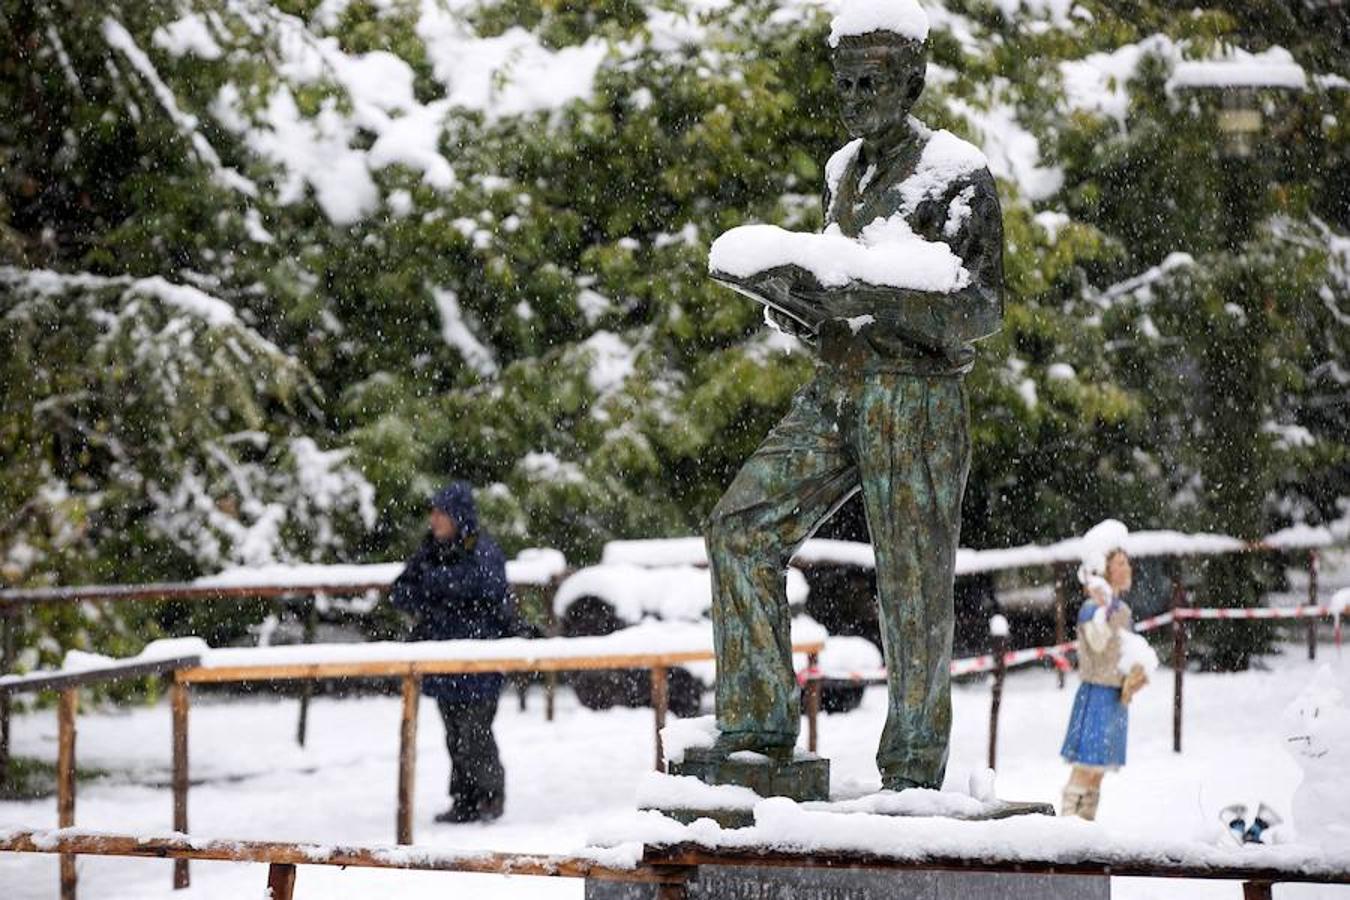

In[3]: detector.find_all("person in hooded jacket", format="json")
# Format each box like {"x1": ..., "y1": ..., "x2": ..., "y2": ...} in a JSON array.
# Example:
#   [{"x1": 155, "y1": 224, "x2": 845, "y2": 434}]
[{"x1": 391, "y1": 482, "x2": 511, "y2": 823}]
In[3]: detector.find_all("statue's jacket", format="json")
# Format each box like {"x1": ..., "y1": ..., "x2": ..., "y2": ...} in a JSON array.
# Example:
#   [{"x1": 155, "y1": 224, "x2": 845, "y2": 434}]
[{"x1": 817, "y1": 121, "x2": 1004, "y2": 377}]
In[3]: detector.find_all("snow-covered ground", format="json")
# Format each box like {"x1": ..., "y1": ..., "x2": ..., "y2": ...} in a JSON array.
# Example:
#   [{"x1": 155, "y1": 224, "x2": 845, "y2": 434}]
[{"x1": 2, "y1": 646, "x2": 1347, "y2": 899}]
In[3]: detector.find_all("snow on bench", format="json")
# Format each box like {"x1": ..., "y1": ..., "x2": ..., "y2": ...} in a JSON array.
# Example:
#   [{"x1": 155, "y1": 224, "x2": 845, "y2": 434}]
[
  {"x1": 0, "y1": 549, "x2": 566, "y2": 607},
  {"x1": 193, "y1": 546, "x2": 567, "y2": 590},
  {"x1": 600, "y1": 526, "x2": 1342, "y2": 573}
]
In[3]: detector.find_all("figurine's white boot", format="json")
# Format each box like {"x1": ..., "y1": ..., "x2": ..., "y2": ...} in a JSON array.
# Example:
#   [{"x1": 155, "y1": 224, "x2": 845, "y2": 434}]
[
  {"x1": 1079, "y1": 789, "x2": 1101, "y2": 821},
  {"x1": 1061, "y1": 784, "x2": 1100, "y2": 819},
  {"x1": 1061, "y1": 784, "x2": 1086, "y2": 817}
]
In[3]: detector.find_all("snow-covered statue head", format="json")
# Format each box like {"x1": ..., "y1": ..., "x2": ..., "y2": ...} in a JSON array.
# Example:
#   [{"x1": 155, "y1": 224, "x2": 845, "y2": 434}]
[
  {"x1": 828, "y1": 0, "x2": 930, "y2": 140},
  {"x1": 1283, "y1": 666, "x2": 1350, "y2": 847}
]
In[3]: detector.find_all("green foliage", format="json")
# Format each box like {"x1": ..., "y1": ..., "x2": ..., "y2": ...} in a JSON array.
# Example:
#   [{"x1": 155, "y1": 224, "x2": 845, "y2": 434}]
[{"x1": 0, "y1": 0, "x2": 1346, "y2": 676}]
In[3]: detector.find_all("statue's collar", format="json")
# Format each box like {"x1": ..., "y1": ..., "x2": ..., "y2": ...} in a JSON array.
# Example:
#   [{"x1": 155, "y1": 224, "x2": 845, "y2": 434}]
[{"x1": 858, "y1": 130, "x2": 925, "y2": 172}]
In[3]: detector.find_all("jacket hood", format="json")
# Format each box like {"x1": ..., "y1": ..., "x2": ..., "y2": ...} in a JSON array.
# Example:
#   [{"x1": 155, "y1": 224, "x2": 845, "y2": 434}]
[{"x1": 431, "y1": 481, "x2": 479, "y2": 537}]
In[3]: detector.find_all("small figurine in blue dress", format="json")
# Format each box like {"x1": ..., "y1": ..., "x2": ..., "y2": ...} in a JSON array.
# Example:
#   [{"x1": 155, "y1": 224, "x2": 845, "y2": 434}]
[{"x1": 1060, "y1": 523, "x2": 1148, "y2": 820}]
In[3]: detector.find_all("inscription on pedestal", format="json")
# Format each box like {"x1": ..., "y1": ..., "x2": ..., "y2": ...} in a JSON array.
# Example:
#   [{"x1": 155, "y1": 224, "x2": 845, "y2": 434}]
[{"x1": 586, "y1": 866, "x2": 1111, "y2": 900}]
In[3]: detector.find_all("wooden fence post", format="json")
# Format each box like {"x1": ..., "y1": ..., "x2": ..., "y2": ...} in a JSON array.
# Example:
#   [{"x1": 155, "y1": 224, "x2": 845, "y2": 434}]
[
  {"x1": 1053, "y1": 563, "x2": 1071, "y2": 690},
  {"x1": 805, "y1": 651, "x2": 821, "y2": 755},
  {"x1": 397, "y1": 674, "x2": 420, "y2": 845},
  {"x1": 1243, "y1": 881, "x2": 1273, "y2": 900},
  {"x1": 296, "y1": 596, "x2": 319, "y2": 747},
  {"x1": 172, "y1": 679, "x2": 190, "y2": 889},
  {"x1": 58, "y1": 687, "x2": 77, "y2": 900},
  {"x1": 656, "y1": 878, "x2": 691, "y2": 900},
  {"x1": 1307, "y1": 550, "x2": 1319, "y2": 661},
  {"x1": 1171, "y1": 573, "x2": 1187, "y2": 755},
  {"x1": 988, "y1": 617, "x2": 1008, "y2": 771},
  {"x1": 266, "y1": 862, "x2": 298, "y2": 900},
  {"x1": 651, "y1": 666, "x2": 668, "y2": 773},
  {"x1": 0, "y1": 607, "x2": 15, "y2": 785}
]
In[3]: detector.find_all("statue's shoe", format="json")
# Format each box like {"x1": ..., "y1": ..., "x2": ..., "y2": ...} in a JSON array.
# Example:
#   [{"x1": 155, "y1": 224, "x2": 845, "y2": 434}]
[
  {"x1": 685, "y1": 731, "x2": 798, "y2": 764},
  {"x1": 880, "y1": 775, "x2": 931, "y2": 792}
]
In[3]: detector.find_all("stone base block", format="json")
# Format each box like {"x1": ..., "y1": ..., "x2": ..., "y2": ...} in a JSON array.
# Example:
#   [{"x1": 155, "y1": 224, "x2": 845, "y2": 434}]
[
  {"x1": 669, "y1": 751, "x2": 829, "y2": 803},
  {"x1": 964, "y1": 799, "x2": 1057, "y2": 820},
  {"x1": 586, "y1": 865, "x2": 1110, "y2": 899}
]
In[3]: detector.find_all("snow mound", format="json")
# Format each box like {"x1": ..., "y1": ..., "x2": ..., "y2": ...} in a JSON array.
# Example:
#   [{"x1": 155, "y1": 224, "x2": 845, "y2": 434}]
[
  {"x1": 55, "y1": 637, "x2": 209, "y2": 677},
  {"x1": 818, "y1": 636, "x2": 884, "y2": 678},
  {"x1": 637, "y1": 772, "x2": 763, "y2": 811},
  {"x1": 553, "y1": 563, "x2": 809, "y2": 624},
  {"x1": 660, "y1": 715, "x2": 719, "y2": 765},
  {"x1": 1167, "y1": 47, "x2": 1307, "y2": 92},
  {"x1": 802, "y1": 788, "x2": 989, "y2": 819},
  {"x1": 828, "y1": 0, "x2": 929, "y2": 47},
  {"x1": 968, "y1": 768, "x2": 997, "y2": 803}
]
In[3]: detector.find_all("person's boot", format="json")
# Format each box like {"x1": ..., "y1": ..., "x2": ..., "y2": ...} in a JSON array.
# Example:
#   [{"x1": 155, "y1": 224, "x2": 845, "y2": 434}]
[
  {"x1": 435, "y1": 786, "x2": 482, "y2": 824},
  {"x1": 1079, "y1": 788, "x2": 1101, "y2": 822},
  {"x1": 881, "y1": 775, "x2": 927, "y2": 793},
  {"x1": 1061, "y1": 784, "x2": 1087, "y2": 818},
  {"x1": 477, "y1": 794, "x2": 504, "y2": 823},
  {"x1": 434, "y1": 804, "x2": 481, "y2": 824}
]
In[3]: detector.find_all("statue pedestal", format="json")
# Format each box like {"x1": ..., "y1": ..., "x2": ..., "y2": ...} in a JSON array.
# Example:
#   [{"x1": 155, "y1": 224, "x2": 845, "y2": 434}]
[
  {"x1": 659, "y1": 750, "x2": 829, "y2": 827},
  {"x1": 587, "y1": 865, "x2": 1110, "y2": 899},
  {"x1": 648, "y1": 753, "x2": 1052, "y2": 828}
]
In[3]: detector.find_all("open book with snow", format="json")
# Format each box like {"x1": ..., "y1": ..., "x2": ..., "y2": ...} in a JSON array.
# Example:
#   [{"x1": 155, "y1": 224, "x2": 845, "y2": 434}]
[
  {"x1": 708, "y1": 214, "x2": 973, "y2": 336},
  {"x1": 709, "y1": 265, "x2": 831, "y2": 334}
]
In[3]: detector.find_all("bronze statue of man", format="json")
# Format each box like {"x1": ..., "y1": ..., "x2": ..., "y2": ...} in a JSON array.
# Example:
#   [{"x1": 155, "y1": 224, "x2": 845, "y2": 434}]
[{"x1": 702, "y1": 2, "x2": 1003, "y2": 792}]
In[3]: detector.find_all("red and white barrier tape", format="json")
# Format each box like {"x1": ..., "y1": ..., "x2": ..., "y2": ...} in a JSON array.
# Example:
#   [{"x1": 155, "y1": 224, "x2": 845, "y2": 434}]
[
  {"x1": 1134, "y1": 611, "x2": 1174, "y2": 632},
  {"x1": 801, "y1": 641, "x2": 1078, "y2": 683},
  {"x1": 798, "y1": 604, "x2": 1340, "y2": 683},
  {"x1": 1173, "y1": 605, "x2": 1329, "y2": 620}
]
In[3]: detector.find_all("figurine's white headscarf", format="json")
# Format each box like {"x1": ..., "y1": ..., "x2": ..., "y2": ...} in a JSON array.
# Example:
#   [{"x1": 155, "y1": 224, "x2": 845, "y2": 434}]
[{"x1": 1077, "y1": 518, "x2": 1129, "y2": 585}]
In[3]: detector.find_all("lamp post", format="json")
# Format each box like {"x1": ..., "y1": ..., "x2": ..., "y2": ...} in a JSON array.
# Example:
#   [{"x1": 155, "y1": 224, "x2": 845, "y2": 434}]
[{"x1": 1165, "y1": 55, "x2": 1304, "y2": 668}]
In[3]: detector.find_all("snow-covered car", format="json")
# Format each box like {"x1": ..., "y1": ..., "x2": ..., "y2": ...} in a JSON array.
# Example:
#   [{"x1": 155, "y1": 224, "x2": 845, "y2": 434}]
[{"x1": 553, "y1": 538, "x2": 882, "y2": 716}]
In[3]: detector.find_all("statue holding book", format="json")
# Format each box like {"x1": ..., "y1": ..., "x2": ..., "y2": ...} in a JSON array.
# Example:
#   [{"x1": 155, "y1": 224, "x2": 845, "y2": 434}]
[{"x1": 684, "y1": 0, "x2": 1004, "y2": 799}]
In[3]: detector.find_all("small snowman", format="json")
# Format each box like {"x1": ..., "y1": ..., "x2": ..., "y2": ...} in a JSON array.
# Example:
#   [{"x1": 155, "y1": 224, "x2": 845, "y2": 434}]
[{"x1": 1282, "y1": 666, "x2": 1350, "y2": 847}]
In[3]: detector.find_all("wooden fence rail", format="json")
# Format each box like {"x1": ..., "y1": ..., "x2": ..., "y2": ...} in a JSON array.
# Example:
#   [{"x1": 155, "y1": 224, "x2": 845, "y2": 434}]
[
  {"x1": 3, "y1": 828, "x2": 1348, "y2": 900},
  {"x1": 167, "y1": 644, "x2": 821, "y2": 885},
  {"x1": 0, "y1": 643, "x2": 821, "y2": 897},
  {"x1": 643, "y1": 843, "x2": 1350, "y2": 899},
  {"x1": 0, "y1": 829, "x2": 681, "y2": 900}
]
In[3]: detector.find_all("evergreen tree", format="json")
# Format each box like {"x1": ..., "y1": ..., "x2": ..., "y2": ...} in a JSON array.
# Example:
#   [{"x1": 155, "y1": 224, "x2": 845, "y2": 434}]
[{"x1": 1, "y1": 0, "x2": 1345, "y2": 669}]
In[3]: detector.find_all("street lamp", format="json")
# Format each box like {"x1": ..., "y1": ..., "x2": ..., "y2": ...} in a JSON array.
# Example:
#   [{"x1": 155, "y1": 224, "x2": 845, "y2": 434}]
[{"x1": 1167, "y1": 53, "x2": 1306, "y2": 159}]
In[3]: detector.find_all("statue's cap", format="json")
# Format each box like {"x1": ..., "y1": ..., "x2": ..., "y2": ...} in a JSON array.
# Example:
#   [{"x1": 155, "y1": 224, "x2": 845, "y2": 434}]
[{"x1": 828, "y1": 0, "x2": 929, "y2": 49}]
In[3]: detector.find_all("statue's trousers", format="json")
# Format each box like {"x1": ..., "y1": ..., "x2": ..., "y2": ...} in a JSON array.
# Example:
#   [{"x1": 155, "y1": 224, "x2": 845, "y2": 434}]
[{"x1": 706, "y1": 366, "x2": 969, "y2": 789}]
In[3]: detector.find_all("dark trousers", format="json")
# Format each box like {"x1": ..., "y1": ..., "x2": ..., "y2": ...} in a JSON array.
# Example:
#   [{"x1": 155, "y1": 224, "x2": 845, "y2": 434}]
[
  {"x1": 707, "y1": 370, "x2": 968, "y2": 790},
  {"x1": 436, "y1": 696, "x2": 505, "y2": 813}
]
